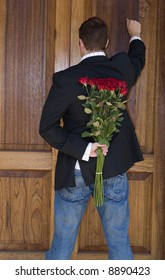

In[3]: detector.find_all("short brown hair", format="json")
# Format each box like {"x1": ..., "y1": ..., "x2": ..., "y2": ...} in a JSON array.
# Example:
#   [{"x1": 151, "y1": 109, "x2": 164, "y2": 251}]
[{"x1": 79, "y1": 17, "x2": 108, "y2": 51}]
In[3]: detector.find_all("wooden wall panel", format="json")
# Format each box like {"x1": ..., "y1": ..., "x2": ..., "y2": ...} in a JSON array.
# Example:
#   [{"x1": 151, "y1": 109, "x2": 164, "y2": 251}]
[
  {"x1": 129, "y1": 175, "x2": 152, "y2": 254},
  {"x1": 0, "y1": 151, "x2": 51, "y2": 170},
  {"x1": 70, "y1": 0, "x2": 96, "y2": 66},
  {"x1": 0, "y1": 171, "x2": 51, "y2": 250},
  {"x1": 152, "y1": 0, "x2": 165, "y2": 259},
  {"x1": 0, "y1": 252, "x2": 44, "y2": 260},
  {"x1": 95, "y1": 0, "x2": 139, "y2": 57},
  {"x1": 159, "y1": 0, "x2": 165, "y2": 259},
  {"x1": 70, "y1": 0, "x2": 85, "y2": 66},
  {"x1": 54, "y1": 0, "x2": 71, "y2": 72},
  {"x1": 79, "y1": 197, "x2": 106, "y2": 252},
  {"x1": 0, "y1": 0, "x2": 6, "y2": 149},
  {"x1": 134, "y1": 0, "x2": 156, "y2": 152},
  {"x1": 0, "y1": 0, "x2": 54, "y2": 150}
]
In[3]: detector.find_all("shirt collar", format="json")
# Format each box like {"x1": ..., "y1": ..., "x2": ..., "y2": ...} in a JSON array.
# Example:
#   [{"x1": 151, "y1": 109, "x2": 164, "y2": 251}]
[{"x1": 81, "y1": 51, "x2": 106, "y2": 61}]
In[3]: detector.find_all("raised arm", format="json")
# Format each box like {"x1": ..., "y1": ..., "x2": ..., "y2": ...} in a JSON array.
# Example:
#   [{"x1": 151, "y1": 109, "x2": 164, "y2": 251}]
[{"x1": 126, "y1": 19, "x2": 146, "y2": 83}]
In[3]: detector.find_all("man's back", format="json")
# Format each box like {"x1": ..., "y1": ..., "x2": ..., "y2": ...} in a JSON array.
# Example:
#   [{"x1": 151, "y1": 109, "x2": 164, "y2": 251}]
[{"x1": 39, "y1": 39, "x2": 145, "y2": 189}]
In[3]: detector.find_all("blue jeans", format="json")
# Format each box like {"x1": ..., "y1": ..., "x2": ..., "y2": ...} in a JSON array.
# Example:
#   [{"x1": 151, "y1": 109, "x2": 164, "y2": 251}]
[{"x1": 45, "y1": 169, "x2": 133, "y2": 260}]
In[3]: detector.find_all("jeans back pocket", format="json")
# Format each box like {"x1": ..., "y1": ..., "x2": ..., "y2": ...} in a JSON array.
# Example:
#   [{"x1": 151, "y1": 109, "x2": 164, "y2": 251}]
[{"x1": 104, "y1": 173, "x2": 129, "y2": 201}]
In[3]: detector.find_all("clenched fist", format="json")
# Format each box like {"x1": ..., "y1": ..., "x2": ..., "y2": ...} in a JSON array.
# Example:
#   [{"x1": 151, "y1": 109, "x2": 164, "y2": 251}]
[{"x1": 127, "y1": 19, "x2": 141, "y2": 37}]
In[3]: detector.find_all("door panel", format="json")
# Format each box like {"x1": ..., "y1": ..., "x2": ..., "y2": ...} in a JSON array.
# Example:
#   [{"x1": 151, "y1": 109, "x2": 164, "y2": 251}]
[{"x1": 0, "y1": 171, "x2": 51, "y2": 250}]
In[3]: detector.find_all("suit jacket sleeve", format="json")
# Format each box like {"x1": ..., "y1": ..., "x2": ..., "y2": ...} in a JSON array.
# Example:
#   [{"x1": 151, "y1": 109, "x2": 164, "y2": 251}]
[
  {"x1": 39, "y1": 74, "x2": 89, "y2": 160},
  {"x1": 128, "y1": 39, "x2": 146, "y2": 82},
  {"x1": 110, "y1": 39, "x2": 146, "y2": 88}
]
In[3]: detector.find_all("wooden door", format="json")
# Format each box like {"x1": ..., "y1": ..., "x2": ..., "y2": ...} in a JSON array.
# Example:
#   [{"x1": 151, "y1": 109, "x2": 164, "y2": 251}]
[{"x1": 0, "y1": 0, "x2": 164, "y2": 260}]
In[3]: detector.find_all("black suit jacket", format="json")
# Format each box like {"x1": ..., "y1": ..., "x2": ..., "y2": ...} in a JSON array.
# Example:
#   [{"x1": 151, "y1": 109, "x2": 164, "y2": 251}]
[{"x1": 39, "y1": 39, "x2": 146, "y2": 190}]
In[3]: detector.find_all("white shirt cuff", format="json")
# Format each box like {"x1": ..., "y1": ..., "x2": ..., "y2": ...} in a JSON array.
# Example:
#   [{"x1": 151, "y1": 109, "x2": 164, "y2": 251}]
[
  {"x1": 82, "y1": 143, "x2": 92, "y2": 161},
  {"x1": 129, "y1": 36, "x2": 142, "y2": 43}
]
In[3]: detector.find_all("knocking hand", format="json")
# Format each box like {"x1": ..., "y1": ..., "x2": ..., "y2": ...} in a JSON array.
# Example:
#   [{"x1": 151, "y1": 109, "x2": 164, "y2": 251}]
[
  {"x1": 90, "y1": 142, "x2": 108, "y2": 157},
  {"x1": 127, "y1": 19, "x2": 141, "y2": 37}
]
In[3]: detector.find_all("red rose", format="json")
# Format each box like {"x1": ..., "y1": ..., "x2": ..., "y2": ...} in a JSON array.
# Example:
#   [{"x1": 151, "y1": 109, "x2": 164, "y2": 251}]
[
  {"x1": 117, "y1": 80, "x2": 128, "y2": 96},
  {"x1": 117, "y1": 80, "x2": 127, "y2": 88},
  {"x1": 120, "y1": 87, "x2": 128, "y2": 96},
  {"x1": 88, "y1": 78, "x2": 97, "y2": 86},
  {"x1": 106, "y1": 78, "x2": 118, "y2": 91},
  {"x1": 79, "y1": 77, "x2": 89, "y2": 85},
  {"x1": 95, "y1": 79, "x2": 107, "y2": 90}
]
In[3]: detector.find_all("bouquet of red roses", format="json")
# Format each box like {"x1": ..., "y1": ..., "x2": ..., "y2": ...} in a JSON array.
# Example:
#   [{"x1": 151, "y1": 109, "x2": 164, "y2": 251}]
[{"x1": 78, "y1": 77, "x2": 128, "y2": 206}]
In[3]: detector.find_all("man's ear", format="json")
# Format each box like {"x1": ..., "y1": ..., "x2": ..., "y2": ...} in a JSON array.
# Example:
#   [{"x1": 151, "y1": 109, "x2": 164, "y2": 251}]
[
  {"x1": 79, "y1": 39, "x2": 87, "y2": 56},
  {"x1": 79, "y1": 39, "x2": 85, "y2": 50},
  {"x1": 105, "y1": 39, "x2": 110, "y2": 49}
]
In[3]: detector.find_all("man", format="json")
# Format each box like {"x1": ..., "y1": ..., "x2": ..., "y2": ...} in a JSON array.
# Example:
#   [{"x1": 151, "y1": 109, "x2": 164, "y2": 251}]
[{"x1": 39, "y1": 17, "x2": 145, "y2": 260}]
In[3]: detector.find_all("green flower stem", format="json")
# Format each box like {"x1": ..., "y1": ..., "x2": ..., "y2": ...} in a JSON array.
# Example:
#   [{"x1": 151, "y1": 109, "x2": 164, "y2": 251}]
[{"x1": 94, "y1": 147, "x2": 105, "y2": 207}]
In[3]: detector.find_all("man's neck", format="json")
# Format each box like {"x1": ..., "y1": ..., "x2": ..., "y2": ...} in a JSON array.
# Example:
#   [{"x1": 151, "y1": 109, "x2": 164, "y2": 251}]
[{"x1": 81, "y1": 50, "x2": 106, "y2": 61}]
